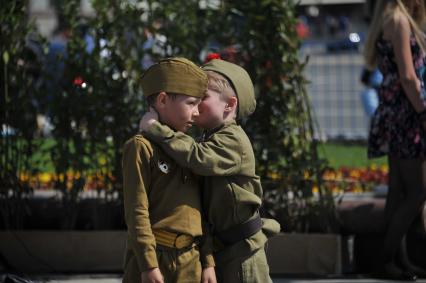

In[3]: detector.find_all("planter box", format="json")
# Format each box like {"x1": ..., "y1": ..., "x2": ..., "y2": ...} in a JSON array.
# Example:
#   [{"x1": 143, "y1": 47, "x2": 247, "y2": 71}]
[
  {"x1": 0, "y1": 231, "x2": 126, "y2": 273},
  {"x1": 1, "y1": 231, "x2": 341, "y2": 275},
  {"x1": 266, "y1": 233, "x2": 342, "y2": 276}
]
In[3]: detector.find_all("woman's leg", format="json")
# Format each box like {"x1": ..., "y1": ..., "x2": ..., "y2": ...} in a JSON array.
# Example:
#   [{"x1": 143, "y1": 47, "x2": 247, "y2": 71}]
[
  {"x1": 384, "y1": 158, "x2": 426, "y2": 265},
  {"x1": 399, "y1": 234, "x2": 426, "y2": 277},
  {"x1": 383, "y1": 156, "x2": 405, "y2": 262}
]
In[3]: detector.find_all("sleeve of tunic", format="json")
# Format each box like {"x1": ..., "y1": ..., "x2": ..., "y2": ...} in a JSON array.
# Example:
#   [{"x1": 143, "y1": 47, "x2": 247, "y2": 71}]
[
  {"x1": 200, "y1": 220, "x2": 215, "y2": 268},
  {"x1": 122, "y1": 137, "x2": 158, "y2": 271},
  {"x1": 144, "y1": 121, "x2": 243, "y2": 176}
]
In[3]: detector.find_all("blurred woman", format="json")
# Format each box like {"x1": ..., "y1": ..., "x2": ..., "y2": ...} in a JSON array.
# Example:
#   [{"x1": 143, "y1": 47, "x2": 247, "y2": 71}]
[{"x1": 364, "y1": 0, "x2": 426, "y2": 280}]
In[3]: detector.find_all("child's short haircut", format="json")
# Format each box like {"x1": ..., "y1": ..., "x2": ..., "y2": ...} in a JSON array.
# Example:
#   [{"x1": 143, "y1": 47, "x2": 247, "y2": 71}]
[
  {"x1": 146, "y1": 92, "x2": 177, "y2": 107},
  {"x1": 202, "y1": 59, "x2": 255, "y2": 119},
  {"x1": 205, "y1": 71, "x2": 236, "y2": 100}
]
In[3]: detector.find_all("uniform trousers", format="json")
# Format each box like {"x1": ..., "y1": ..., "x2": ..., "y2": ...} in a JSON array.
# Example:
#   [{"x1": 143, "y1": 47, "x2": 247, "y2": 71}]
[
  {"x1": 215, "y1": 247, "x2": 271, "y2": 283},
  {"x1": 122, "y1": 244, "x2": 201, "y2": 283}
]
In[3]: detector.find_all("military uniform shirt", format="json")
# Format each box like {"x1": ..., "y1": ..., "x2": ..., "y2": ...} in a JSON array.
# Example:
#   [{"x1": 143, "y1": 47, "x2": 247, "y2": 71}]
[
  {"x1": 122, "y1": 135, "x2": 214, "y2": 273},
  {"x1": 144, "y1": 121, "x2": 278, "y2": 263}
]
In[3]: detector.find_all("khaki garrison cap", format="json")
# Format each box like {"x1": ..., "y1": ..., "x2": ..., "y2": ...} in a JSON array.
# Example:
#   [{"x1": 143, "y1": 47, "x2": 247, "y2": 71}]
[
  {"x1": 141, "y1": 57, "x2": 208, "y2": 98},
  {"x1": 202, "y1": 59, "x2": 256, "y2": 119}
]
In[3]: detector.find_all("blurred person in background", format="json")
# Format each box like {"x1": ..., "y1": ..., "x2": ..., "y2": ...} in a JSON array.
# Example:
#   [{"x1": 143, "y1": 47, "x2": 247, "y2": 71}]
[
  {"x1": 360, "y1": 67, "x2": 382, "y2": 118},
  {"x1": 364, "y1": 0, "x2": 426, "y2": 279}
]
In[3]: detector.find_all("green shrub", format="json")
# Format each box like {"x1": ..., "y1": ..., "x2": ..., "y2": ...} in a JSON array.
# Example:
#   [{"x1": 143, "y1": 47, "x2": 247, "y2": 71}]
[
  {"x1": 0, "y1": 1, "x2": 45, "y2": 229},
  {"x1": 1, "y1": 0, "x2": 332, "y2": 232}
]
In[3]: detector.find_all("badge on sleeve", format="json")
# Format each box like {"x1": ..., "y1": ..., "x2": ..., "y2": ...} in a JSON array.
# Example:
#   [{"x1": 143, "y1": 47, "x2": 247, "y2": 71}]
[{"x1": 158, "y1": 160, "x2": 169, "y2": 174}]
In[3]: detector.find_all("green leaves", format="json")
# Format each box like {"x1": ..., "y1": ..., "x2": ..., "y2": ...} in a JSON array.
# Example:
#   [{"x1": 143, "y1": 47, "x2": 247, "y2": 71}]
[
  {"x1": 210, "y1": 1, "x2": 332, "y2": 232},
  {"x1": 1, "y1": 0, "x2": 331, "y2": 232},
  {"x1": 2, "y1": 51, "x2": 9, "y2": 65}
]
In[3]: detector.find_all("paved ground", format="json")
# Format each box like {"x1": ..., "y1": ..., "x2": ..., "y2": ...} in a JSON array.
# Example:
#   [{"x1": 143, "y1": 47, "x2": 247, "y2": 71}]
[{"x1": 6, "y1": 274, "x2": 426, "y2": 283}]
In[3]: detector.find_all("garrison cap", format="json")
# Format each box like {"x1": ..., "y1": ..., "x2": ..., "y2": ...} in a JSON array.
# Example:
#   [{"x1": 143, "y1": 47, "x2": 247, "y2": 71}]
[
  {"x1": 141, "y1": 57, "x2": 207, "y2": 98},
  {"x1": 202, "y1": 59, "x2": 256, "y2": 119}
]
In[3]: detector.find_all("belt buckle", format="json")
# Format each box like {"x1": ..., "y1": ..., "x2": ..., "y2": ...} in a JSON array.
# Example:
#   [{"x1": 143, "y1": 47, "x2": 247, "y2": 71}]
[{"x1": 174, "y1": 234, "x2": 191, "y2": 249}]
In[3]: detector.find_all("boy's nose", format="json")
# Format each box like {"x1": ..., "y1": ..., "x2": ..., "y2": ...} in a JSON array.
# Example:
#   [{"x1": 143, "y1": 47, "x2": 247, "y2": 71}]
[{"x1": 193, "y1": 108, "x2": 200, "y2": 117}]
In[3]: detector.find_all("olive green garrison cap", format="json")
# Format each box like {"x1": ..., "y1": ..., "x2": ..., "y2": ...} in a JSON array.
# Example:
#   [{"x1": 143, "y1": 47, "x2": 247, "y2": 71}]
[
  {"x1": 202, "y1": 59, "x2": 256, "y2": 119},
  {"x1": 141, "y1": 57, "x2": 208, "y2": 98}
]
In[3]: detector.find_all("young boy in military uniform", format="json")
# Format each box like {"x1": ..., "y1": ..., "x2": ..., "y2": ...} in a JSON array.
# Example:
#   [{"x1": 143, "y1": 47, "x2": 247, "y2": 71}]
[
  {"x1": 122, "y1": 57, "x2": 216, "y2": 283},
  {"x1": 140, "y1": 59, "x2": 281, "y2": 283}
]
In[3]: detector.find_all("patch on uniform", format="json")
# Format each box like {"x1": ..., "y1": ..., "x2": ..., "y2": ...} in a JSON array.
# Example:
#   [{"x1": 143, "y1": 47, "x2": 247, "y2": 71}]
[{"x1": 158, "y1": 160, "x2": 170, "y2": 174}]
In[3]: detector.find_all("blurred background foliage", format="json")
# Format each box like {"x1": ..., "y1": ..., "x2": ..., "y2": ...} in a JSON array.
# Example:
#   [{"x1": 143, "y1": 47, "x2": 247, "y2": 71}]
[
  {"x1": 1, "y1": 0, "x2": 333, "y2": 232},
  {"x1": 1, "y1": 1, "x2": 45, "y2": 229}
]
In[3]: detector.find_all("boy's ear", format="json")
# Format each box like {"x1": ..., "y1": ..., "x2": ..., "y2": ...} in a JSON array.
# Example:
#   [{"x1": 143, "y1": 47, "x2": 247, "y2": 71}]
[
  {"x1": 155, "y1": 92, "x2": 168, "y2": 109},
  {"x1": 225, "y1": 96, "x2": 238, "y2": 112}
]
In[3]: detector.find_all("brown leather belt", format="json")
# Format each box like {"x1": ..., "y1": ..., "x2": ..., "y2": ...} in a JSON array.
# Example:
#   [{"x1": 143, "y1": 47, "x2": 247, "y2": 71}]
[
  {"x1": 215, "y1": 213, "x2": 263, "y2": 246},
  {"x1": 153, "y1": 229, "x2": 195, "y2": 249}
]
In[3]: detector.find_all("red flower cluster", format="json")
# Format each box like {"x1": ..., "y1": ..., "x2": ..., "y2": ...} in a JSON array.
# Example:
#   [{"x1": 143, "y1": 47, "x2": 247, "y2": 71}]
[
  {"x1": 205, "y1": 52, "x2": 221, "y2": 63},
  {"x1": 73, "y1": 76, "x2": 84, "y2": 86},
  {"x1": 321, "y1": 165, "x2": 388, "y2": 194}
]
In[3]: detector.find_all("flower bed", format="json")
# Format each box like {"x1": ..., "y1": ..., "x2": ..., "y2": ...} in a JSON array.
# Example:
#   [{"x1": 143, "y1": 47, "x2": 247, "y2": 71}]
[
  {"x1": 18, "y1": 171, "x2": 116, "y2": 191},
  {"x1": 320, "y1": 164, "x2": 388, "y2": 195},
  {"x1": 18, "y1": 164, "x2": 389, "y2": 194}
]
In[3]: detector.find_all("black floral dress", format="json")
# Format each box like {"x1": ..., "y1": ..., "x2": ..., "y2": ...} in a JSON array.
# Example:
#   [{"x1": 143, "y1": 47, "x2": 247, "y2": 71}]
[{"x1": 368, "y1": 35, "x2": 426, "y2": 158}]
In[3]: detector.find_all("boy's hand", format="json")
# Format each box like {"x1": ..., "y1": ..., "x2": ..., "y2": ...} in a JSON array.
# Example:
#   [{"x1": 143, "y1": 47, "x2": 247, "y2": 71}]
[
  {"x1": 201, "y1": 266, "x2": 217, "y2": 283},
  {"x1": 141, "y1": 267, "x2": 164, "y2": 283},
  {"x1": 139, "y1": 107, "x2": 159, "y2": 132}
]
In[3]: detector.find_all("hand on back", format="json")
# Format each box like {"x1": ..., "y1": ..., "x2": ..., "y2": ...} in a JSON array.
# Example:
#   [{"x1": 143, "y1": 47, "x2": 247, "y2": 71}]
[{"x1": 139, "y1": 107, "x2": 159, "y2": 132}]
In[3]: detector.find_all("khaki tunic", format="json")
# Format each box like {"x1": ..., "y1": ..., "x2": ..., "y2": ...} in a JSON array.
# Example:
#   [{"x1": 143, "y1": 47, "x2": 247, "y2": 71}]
[
  {"x1": 122, "y1": 135, "x2": 214, "y2": 282},
  {"x1": 144, "y1": 121, "x2": 280, "y2": 265}
]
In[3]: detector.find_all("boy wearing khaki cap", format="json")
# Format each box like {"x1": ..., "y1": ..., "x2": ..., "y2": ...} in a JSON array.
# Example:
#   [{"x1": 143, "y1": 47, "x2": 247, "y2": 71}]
[
  {"x1": 140, "y1": 59, "x2": 281, "y2": 283},
  {"x1": 122, "y1": 57, "x2": 216, "y2": 283}
]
